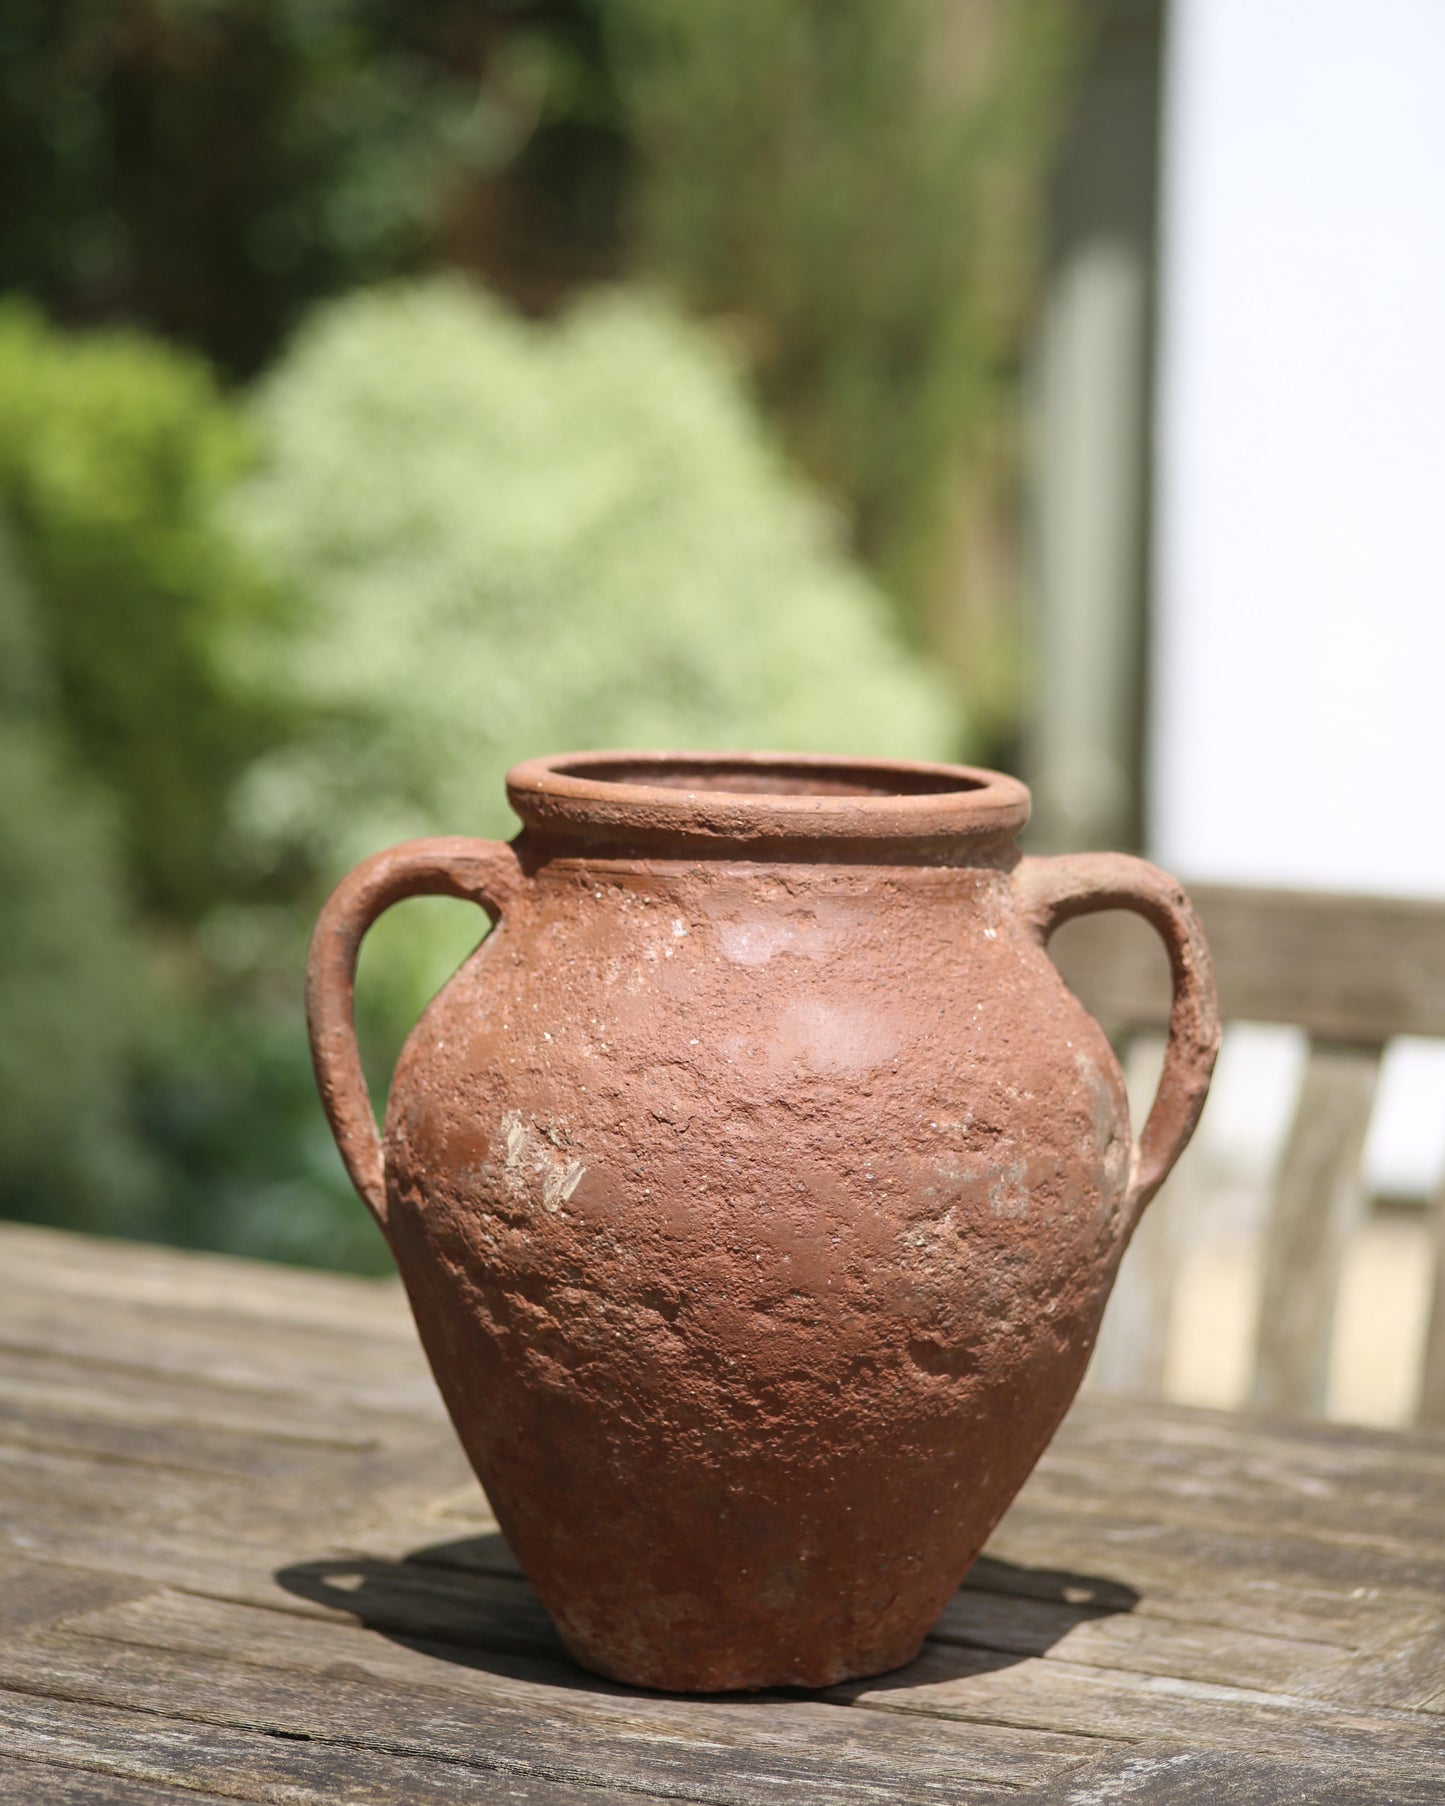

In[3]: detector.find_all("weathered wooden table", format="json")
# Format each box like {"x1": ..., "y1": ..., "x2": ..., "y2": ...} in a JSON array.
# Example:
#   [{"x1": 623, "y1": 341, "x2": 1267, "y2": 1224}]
[{"x1": 1, "y1": 1222, "x2": 1440, "y2": 1804}]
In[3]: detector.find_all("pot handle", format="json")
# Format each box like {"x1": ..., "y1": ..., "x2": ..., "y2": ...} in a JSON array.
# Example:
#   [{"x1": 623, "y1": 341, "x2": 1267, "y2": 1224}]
[
  {"x1": 306, "y1": 837, "x2": 525, "y2": 1234},
  {"x1": 1012, "y1": 852, "x2": 1220, "y2": 1234}
]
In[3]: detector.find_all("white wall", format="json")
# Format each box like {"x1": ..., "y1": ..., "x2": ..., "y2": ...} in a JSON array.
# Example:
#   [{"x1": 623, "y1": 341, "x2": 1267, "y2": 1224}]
[
  {"x1": 1153, "y1": 0, "x2": 1445, "y2": 1196},
  {"x1": 1153, "y1": 0, "x2": 1445, "y2": 897}
]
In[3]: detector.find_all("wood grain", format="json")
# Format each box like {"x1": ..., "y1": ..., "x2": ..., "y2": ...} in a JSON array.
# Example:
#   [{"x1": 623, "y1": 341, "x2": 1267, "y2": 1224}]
[
  {"x1": 1253, "y1": 1042, "x2": 1380, "y2": 1415},
  {"x1": 841, "y1": 1642, "x2": 1444, "y2": 1772},
  {"x1": 1420, "y1": 1168, "x2": 1445, "y2": 1427},
  {"x1": 1, "y1": 1221, "x2": 1441, "y2": 1803},
  {"x1": 0, "y1": 1757, "x2": 248, "y2": 1806},
  {"x1": 0, "y1": 1692, "x2": 680, "y2": 1805},
  {"x1": 0, "y1": 1609, "x2": 1086, "y2": 1803},
  {"x1": 1027, "y1": 1745, "x2": 1445, "y2": 1806},
  {"x1": 1049, "y1": 881, "x2": 1445, "y2": 1042}
]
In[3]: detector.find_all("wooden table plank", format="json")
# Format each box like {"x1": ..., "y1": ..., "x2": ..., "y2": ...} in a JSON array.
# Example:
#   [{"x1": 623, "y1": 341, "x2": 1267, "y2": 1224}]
[
  {"x1": 840, "y1": 1642, "x2": 1440, "y2": 1772},
  {"x1": 1, "y1": 1221, "x2": 1441, "y2": 1804},
  {"x1": 0, "y1": 1692, "x2": 682, "y2": 1806},
  {"x1": 1, "y1": 1598, "x2": 1088, "y2": 1803},
  {"x1": 1, "y1": 1757, "x2": 252, "y2": 1806}
]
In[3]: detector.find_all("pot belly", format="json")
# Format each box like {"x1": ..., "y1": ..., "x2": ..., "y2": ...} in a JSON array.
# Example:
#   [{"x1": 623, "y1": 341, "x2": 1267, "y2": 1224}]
[{"x1": 384, "y1": 1046, "x2": 1129, "y2": 1691}]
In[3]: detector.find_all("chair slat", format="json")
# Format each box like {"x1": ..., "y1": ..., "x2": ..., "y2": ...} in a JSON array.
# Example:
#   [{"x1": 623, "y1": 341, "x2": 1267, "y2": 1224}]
[
  {"x1": 1252, "y1": 1040, "x2": 1381, "y2": 1416},
  {"x1": 1051, "y1": 883, "x2": 1445, "y2": 1042},
  {"x1": 1086, "y1": 1034, "x2": 1176, "y2": 1398},
  {"x1": 1417, "y1": 1176, "x2": 1445, "y2": 1427},
  {"x1": 1048, "y1": 882, "x2": 1445, "y2": 1419}
]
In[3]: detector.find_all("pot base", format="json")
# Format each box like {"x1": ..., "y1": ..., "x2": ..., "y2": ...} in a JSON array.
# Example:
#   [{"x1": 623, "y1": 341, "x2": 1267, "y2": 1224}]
[{"x1": 557, "y1": 1625, "x2": 930, "y2": 1695}]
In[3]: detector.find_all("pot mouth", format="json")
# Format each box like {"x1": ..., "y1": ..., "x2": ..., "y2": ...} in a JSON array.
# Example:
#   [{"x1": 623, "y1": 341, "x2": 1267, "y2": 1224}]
[{"x1": 506, "y1": 750, "x2": 1030, "y2": 858}]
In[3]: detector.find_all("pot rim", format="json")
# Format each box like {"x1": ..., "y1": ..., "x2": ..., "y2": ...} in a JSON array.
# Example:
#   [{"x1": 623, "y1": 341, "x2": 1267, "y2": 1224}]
[{"x1": 506, "y1": 750, "x2": 1030, "y2": 855}]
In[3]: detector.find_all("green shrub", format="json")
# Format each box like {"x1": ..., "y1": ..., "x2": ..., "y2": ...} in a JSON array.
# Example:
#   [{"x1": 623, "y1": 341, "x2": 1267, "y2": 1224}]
[
  {"x1": 0, "y1": 1, "x2": 1077, "y2": 762},
  {"x1": 0, "y1": 303, "x2": 277, "y2": 920},
  {"x1": 0, "y1": 311, "x2": 366, "y2": 1264},
  {"x1": 229, "y1": 277, "x2": 964, "y2": 1043},
  {"x1": 0, "y1": 519, "x2": 157, "y2": 1230},
  {"x1": 608, "y1": 0, "x2": 1079, "y2": 744},
  {"x1": 0, "y1": 0, "x2": 487, "y2": 375},
  {"x1": 130, "y1": 980, "x2": 389, "y2": 1275},
  {"x1": 0, "y1": 281, "x2": 965, "y2": 1273}
]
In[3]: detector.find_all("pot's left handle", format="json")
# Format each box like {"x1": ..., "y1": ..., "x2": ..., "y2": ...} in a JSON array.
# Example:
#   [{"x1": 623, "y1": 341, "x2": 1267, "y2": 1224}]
[
  {"x1": 306, "y1": 837, "x2": 524, "y2": 1234},
  {"x1": 1012, "y1": 852, "x2": 1220, "y2": 1237}
]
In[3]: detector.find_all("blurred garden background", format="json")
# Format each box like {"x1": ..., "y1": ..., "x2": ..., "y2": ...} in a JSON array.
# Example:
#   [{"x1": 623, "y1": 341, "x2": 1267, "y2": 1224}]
[
  {"x1": 0, "y1": 0, "x2": 1081, "y2": 1272},
  {"x1": 4, "y1": 0, "x2": 1443, "y2": 1426}
]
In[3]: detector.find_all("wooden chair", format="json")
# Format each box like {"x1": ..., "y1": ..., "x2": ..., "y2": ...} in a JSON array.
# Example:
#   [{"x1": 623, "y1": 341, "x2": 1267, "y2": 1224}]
[{"x1": 1049, "y1": 883, "x2": 1445, "y2": 1425}]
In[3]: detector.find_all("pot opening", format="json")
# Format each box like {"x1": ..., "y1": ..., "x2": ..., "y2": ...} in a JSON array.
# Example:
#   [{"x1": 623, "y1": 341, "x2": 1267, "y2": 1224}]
[
  {"x1": 506, "y1": 750, "x2": 1031, "y2": 858},
  {"x1": 554, "y1": 756, "x2": 985, "y2": 801}
]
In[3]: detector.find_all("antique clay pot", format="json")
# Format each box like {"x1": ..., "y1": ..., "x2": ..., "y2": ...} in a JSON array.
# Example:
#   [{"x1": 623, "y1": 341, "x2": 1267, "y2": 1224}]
[{"x1": 307, "y1": 751, "x2": 1218, "y2": 1692}]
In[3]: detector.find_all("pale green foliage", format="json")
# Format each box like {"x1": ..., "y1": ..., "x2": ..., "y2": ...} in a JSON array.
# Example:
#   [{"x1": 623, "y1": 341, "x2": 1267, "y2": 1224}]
[
  {"x1": 233, "y1": 278, "x2": 961, "y2": 861},
  {"x1": 230, "y1": 279, "x2": 963, "y2": 1029}
]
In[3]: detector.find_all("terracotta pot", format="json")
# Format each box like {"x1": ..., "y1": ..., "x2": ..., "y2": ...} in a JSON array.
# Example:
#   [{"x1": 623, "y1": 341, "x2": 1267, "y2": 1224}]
[{"x1": 307, "y1": 752, "x2": 1218, "y2": 1692}]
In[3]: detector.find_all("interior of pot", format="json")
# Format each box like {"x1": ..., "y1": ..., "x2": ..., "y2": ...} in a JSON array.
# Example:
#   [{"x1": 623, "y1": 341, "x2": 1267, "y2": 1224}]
[{"x1": 554, "y1": 755, "x2": 987, "y2": 800}]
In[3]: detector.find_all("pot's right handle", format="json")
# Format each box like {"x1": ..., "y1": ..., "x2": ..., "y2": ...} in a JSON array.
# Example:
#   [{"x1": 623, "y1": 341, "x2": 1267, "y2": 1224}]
[
  {"x1": 306, "y1": 837, "x2": 524, "y2": 1235},
  {"x1": 1012, "y1": 853, "x2": 1220, "y2": 1235}
]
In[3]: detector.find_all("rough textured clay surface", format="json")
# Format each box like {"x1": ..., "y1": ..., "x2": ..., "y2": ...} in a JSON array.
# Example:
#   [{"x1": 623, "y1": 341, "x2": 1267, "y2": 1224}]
[{"x1": 307, "y1": 752, "x2": 1219, "y2": 1692}]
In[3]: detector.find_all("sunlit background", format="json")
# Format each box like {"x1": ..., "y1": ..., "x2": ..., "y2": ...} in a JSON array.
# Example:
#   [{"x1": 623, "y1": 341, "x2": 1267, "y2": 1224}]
[{"x1": 2, "y1": 0, "x2": 1441, "y2": 1424}]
